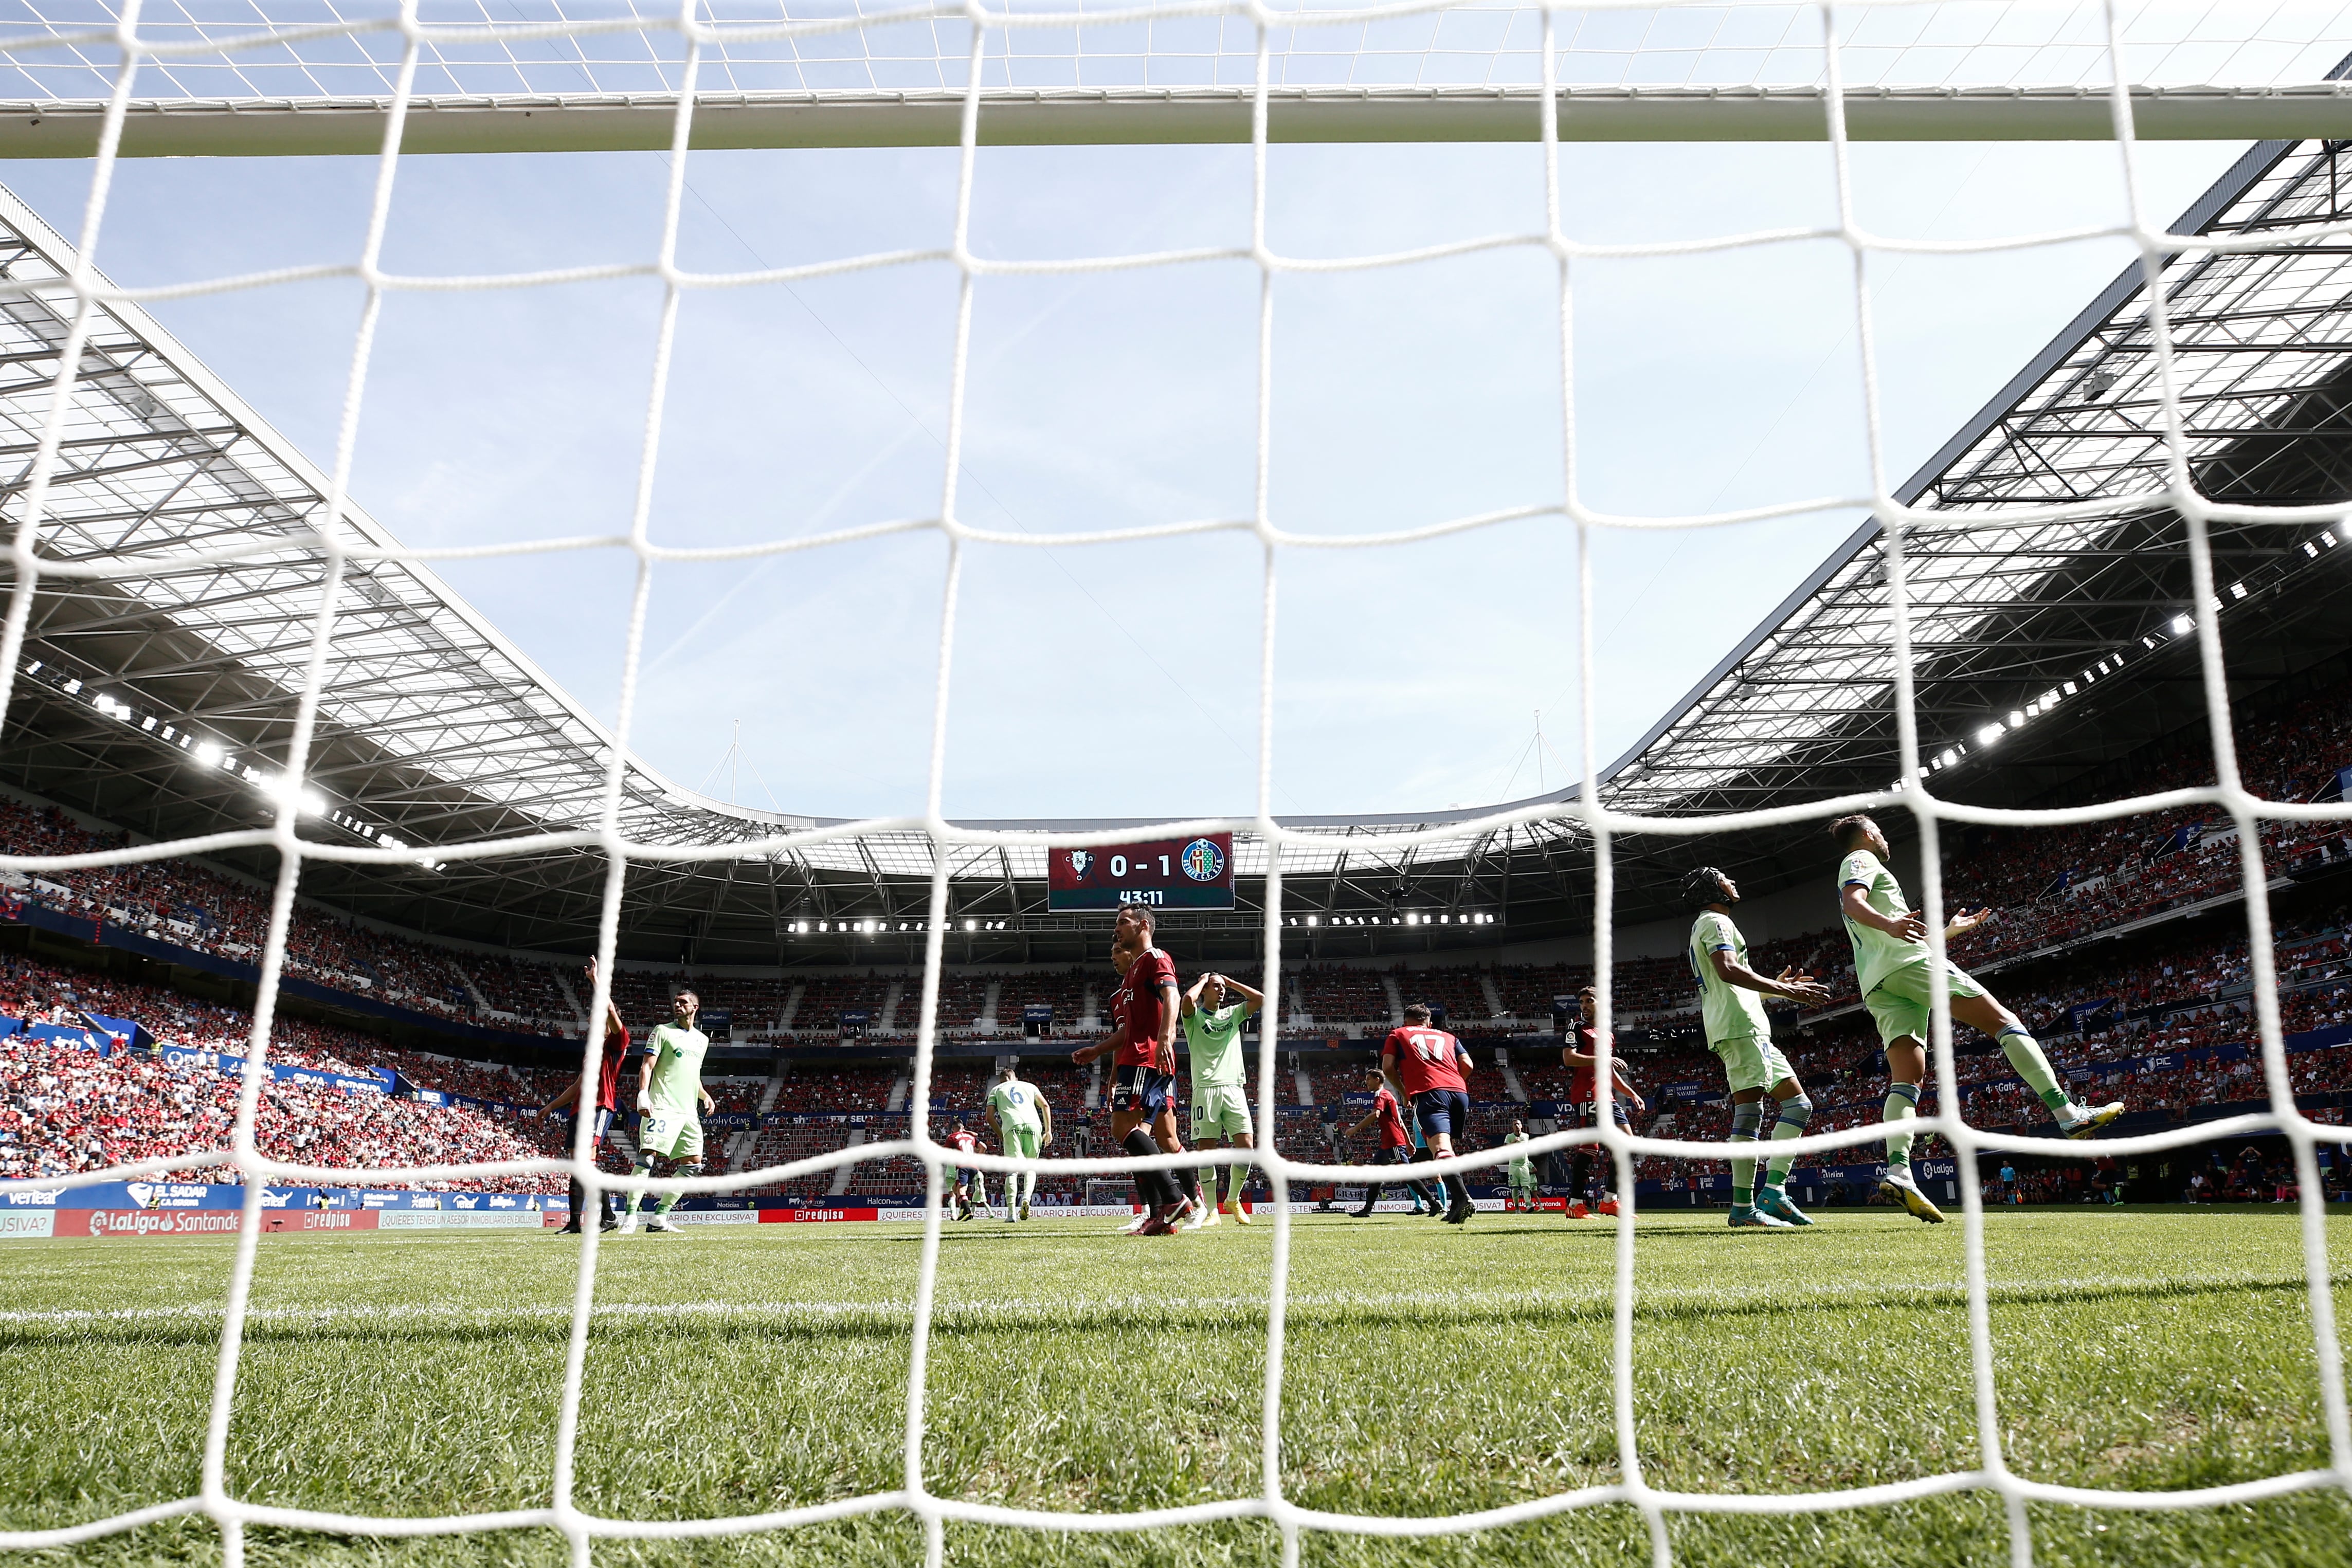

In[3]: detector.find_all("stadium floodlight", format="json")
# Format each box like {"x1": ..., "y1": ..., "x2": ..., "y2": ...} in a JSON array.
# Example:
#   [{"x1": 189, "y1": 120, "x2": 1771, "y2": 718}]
[
  {"x1": 962, "y1": 918, "x2": 975, "y2": 932},
  {"x1": 193, "y1": 740, "x2": 223, "y2": 769},
  {"x1": 2007, "y1": 711, "x2": 2025, "y2": 728},
  {"x1": 1976, "y1": 724, "x2": 2006, "y2": 746}
]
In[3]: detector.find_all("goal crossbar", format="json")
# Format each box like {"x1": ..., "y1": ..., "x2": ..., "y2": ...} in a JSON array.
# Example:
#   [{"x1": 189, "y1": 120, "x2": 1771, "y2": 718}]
[{"x1": 10, "y1": 81, "x2": 2352, "y2": 158}]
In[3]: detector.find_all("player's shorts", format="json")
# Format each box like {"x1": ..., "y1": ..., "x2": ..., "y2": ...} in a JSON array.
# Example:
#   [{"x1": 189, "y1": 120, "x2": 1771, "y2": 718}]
[
  {"x1": 1708, "y1": 1033, "x2": 1795, "y2": 1095},
  {"x1": 1864, "y1": 958, "x2": 1990, "y2": 1047},
  {"x1": 1410, "y1": 1087, "x2": 1471, "y2": 1139},
  {"x1": 1574, "y1": 1098, "x2": 1634, "y2": 1130},
  {"x1": 999, "y1": 1121, "x2": 1041, "y2": 1161},
  {"x1": 635, "y1": 1107, "x2": 703, "y2": 1162},
  {"x1": 1190, "y1": 1084, "x2": 1251, "y2": 1140},
  {"x1": 560, "y1": 1106, "x2": 613, "y2": 1149},
  {"x1": 1110, "y1": 1064, "x2": 1176, "y2": 1115},
  {"x1": 1508, "y1": 1162, "x2": 1534, "y2": 1188}
]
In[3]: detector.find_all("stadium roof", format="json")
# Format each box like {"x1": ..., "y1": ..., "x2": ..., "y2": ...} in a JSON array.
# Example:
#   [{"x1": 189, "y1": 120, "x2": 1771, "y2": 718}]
[
  {"x1": 1597, "y1": 130, "x2": 2352, "y2": 897},
  {"x1": 6, "y1": 123, "x2": 2352, "y2": 965}
]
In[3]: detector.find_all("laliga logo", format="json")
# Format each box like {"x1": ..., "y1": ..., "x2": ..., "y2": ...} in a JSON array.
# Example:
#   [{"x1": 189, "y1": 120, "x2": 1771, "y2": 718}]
[
  {"x1": 1180, "y1": 838, "x2": 1225, "y2": 883},
  {"x1": 1068, "y1": 850, "x2": 1094, "y2": 881}
]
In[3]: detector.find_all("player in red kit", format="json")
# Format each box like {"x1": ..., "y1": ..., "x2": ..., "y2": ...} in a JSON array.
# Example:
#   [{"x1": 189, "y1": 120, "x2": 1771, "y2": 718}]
[
  {"x1": 541, "y1": 958, "x2": 631, "y2": 1234},
  {"x1": 1344, "y1": 1066, "x2": 1443, "y2": 1217},
  {"x1": 1562, "y1": 986, "x2": 1647, "y2": 1218},
  {"x1": 1073, "y1": 903, "x2": 1197, "y2": 1235},
  {"x1": 1381, "y1": 1002, "x2": 1478, "y2": 1224},
  {"x1": 943, "y1": 1120, "x2": 987, "y2": 1219}
]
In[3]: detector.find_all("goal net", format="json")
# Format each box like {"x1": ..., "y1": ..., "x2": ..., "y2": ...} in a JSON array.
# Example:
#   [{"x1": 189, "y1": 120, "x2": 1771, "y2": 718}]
[{"x1": 1, "y1": 2, "x2": 2348, "y2": 1564}]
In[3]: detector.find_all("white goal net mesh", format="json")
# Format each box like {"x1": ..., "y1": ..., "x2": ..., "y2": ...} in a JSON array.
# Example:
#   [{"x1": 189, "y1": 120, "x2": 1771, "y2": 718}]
[{"x1": 0, "y1": 2, "x2": 2348, "y2": 1566}]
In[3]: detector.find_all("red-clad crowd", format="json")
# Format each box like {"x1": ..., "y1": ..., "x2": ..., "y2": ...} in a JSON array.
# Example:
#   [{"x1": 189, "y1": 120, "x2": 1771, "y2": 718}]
[{"x1": 0, "y1": 951, "x2": 566, "y2": 1189}]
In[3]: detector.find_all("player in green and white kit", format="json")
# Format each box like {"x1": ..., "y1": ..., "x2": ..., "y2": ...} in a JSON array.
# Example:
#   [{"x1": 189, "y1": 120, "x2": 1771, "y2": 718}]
[
  {"x1": 618, "y1": 985, "x2": 713, "y2": 1235},
  {"x1": 985, "y1": 1064, "x2": 1053, "y2": 1221},
  {"x1": 1685, "y1": 868, "x2": 1831, "y2": 1231},
  {"x1": 1830, "y1": 814, "x2": 2124, "y2": 1225},
  {"x1": 1180, "y1": 970, "x2": 1262, "y2": 1229},
  {"x1": 1503, "y1": 1119, "x2": 1536, "y2": 1211}
]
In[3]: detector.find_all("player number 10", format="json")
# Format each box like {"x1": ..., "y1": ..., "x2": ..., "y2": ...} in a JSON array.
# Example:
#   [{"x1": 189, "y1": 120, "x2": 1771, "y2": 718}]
[{"x1": 1108, "y1": 854, "x2": 1171, "y2": 879}]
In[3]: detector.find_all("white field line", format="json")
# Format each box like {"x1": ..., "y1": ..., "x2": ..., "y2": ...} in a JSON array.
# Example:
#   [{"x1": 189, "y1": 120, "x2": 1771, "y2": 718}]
[{"x1": 0, "y1": 1269, "x2": 2329, "y2": 1331}]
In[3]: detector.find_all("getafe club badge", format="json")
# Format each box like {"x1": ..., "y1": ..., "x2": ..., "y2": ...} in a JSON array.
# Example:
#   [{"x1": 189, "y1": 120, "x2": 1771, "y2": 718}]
[
  {"x1": 1069, "y1": 850, "x2": 1094, "y2": 882},
  {"x1": 1181, "y1": 838, "x2": 1226, "y2": 882}
]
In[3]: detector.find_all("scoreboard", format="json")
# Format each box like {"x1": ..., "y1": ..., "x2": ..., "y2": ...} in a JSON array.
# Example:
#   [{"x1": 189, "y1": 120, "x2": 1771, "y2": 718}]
[{"x1": 1045, "y1": 832, "x2": 1235, "y2": 911}]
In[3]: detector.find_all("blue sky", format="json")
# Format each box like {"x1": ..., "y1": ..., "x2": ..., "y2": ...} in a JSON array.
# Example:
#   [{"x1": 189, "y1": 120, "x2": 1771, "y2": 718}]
[{"x1": 0, "y1": 132, "x2": 2244, "y2": 821}]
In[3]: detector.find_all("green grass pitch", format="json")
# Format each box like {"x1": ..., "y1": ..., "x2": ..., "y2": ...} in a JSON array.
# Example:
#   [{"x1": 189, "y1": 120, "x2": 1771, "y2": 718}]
[{"x1": 2, "y1": 1206, "x2": 2347, "y2": 1568}]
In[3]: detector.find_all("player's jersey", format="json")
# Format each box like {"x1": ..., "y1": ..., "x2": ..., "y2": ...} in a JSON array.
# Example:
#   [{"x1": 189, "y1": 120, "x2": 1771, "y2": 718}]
[
  {"x1": 1839, "y1": 848, "x2": 1927, "y2": 994},
  {"x1": 639, "y1": 1022, "x2": 708, "y2": 1120},
  {"x1": 1371, "y1": 1085, "x2": 1409, "y2": 1148},
  {"x1": 1384, "y1": 1025, "x2": 1468, "y2": 1097},
  {"x1": 1689, "y1": 909, "x2": 1772, "y2": 1043},
  {"x1": 586, "y1": 1022, "x2": 631, "y2": 1111},
  {"x1": 1504, "y1": 1129, "x2": 1531, "y2": 1173},
  {"x1": 1183, "y1": 1001, "x2": 1248, "y2": 1092},
  {"x1": 1112, "y1": 947, "x2": 1178, "y2": 1070},
  {"x1": 945, "y1": 1128, "x2": 982, "y2": 1157},
  {"x1": 986, "y1": 1078, "x2": 1042, "y2": 1132},
  {"x1": 1569, "y1": 1025, "x2": 1608, "y2": 1106}
]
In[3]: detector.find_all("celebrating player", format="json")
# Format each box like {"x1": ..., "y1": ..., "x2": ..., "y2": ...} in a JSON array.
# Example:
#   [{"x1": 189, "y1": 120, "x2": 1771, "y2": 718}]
[
  {"x1": 1181, "y1": 969, "x2": 1261, "y2": 1228},
  {"x1": 1563, "y1": 986, "x2": 1648, "y2": 1219},
  {"x1": 1683, "y1": 870, "x2": 1827, "y2": 1230},
  {"x1": 617, "y1": 984, "x2": 712, "y2": 1235},
  {"x1": 541, "y1": 958, "x2": 630, "y2": 1235},
  {"x1": 1071, "y1": 903, "x2": 1195, "y2": 1236},
  {"x1": 1830, "y1": 814, "x2": 2125, "y2": 1225},
  {"x1": 1381, "y1": 1002, "x2": 1477, "y2": 1225},
  {"x1": 985, "y1": 1065, "x2": 1052, "y2": 1221},
  {"x1": 1503, "y1": 1118, "x2": 1536, "y2": 1212},
  {"x1": 1345, "y1": 1066, "x2": 1443, "y2": 1217},
  {"x1": 943, "y1": 1119, "x2": 988, "y2": 1219}
]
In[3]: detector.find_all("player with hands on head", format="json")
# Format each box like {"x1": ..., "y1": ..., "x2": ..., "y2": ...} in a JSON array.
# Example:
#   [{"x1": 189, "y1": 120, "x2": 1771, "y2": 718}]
[
  {"x1": 1381, "y1": 1002, "x2": 1479, "y2": 1225},
  {"x1": 1829, "y1": 815, "x2": 2124, "y2": 1226},
  {"x1": 1071, "y1": 903, "x2": 1197, "y2": 1236},
  {"x1": 1563, "y1": 985, "x2": 1648, "y2": 1219},
  {"x1": 1503, "y1": 1119, "x2": 1536, "y2": 1212},
  {"x1": 618, "y1": 983, "x2": 713, "y2": 1236},
  {"x1": 542, "y1": 958, "x2": 631, "y2": 1234},
  {"x1": 1684, "y1": 870, "x2": 1828, "y2": 1230},
  {"x1": 986, "y1": 1065, "x2": 1052, "y2": 1220},
  {"x1": 1181, "y1": 968, "x2": 1261, "y2": 1228}
]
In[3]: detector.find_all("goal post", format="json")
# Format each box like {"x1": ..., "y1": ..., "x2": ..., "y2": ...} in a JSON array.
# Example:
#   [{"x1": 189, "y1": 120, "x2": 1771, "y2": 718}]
[{"x1": 11, "y1": 81, "x2": 2352, "y2": 158}]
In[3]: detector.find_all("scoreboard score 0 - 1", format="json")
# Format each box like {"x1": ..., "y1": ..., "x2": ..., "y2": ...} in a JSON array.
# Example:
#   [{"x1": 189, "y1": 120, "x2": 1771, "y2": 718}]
[{"x1": 1045, "y1": 833, "x2": 1235, "y2": 911}]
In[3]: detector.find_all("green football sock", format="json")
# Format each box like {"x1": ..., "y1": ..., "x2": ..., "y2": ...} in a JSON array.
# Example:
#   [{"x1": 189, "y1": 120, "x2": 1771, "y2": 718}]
[
  {"x1": 1764, "y1": 1095, "x2": 1812, "y2": 1190},
  {"x1": 1999, "y1": 1029, "x2": 2072, "y2": 1117},
  {"x1": 1884, "y1": 1083, "x2": 1920, "y2": 1170},
  {"x1": 1729, "y1": 1099, "x2": 1762, "y2": 1207},
  {"x1": 1223, "y1": 1164, "x2": 1246, "y2": 1204}
]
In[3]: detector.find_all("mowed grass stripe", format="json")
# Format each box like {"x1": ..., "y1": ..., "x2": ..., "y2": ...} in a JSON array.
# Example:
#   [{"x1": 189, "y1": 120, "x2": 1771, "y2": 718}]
[{"x1": 0, "y1": 1209, "x2": 2344, "y2": 1568}]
